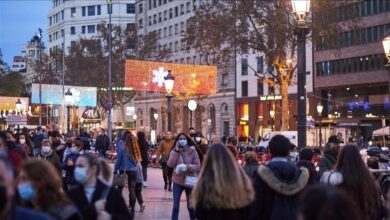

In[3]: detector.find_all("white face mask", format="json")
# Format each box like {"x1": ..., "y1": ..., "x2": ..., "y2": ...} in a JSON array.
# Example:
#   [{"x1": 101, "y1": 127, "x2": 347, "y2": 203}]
[
  {"x1": 195, "y1": 137, "x2": 201, "y2": 143},
  {"x1": 42, "y1": 146, "x2": 51, "y2": 154},
  {"x1": 19, "y1": 139, "x2": 26, "y2": 144}
]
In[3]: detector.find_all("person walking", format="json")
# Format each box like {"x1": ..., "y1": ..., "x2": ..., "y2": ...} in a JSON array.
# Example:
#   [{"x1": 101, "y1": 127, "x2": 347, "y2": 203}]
[
  {"x1": 167, "y1": 133, "x2": 200, "y2": 220},
  {"x1": 243, "y1": 150, "x2": 259, "y2": 182},
  {"x1": 156, "y1": 131, "x2": 175, "y2": 191},
  {"x1": 296, "y1": 148, "x2": 317, "y2": 185},
  {"x1": 0, "y1": 155, "x2": 53, "y2": 220},
  {"x1": 16, "y1": 133, "x2": 33, "y2": 157},
  {"x1": 17, "y1": 159, "x2": 82, "y2": 220},
  {"x1": 78, "y1": 128, "x2": 91, "y2": 151},
  {"x1": 194, "y1": 132, "x2": 208, "y2": 155},
  {"x1": 61, "y1": 142, "x2": 80, "y2": 191},
  {"x1": 318, "y1": 135, "x2": 340, "y2": 174},
  {"x1": 38, "y1": 139, "x2": 61, "y2": 172},
  {"x1": 5, "y1": 131, "x2": 27, "y2": 160},
  {"x1": 0, "y1": 132, "x2": 23, "y2": 170},
  {"x1": 192, "y1": 143, "x2": 254, "y2": 220},
  {"x1": 135, "y1": 162, "x2": 146, "y2": 212},
  {"x1": 250, "y1": 135, "x2": 309, "y2": 220},
  {"x1": 137, "y1": 131, "x2": 149, "y2": 188},
  {"x1": 114, "y1": 132, "x2": 142, "y2": 215},
  {"x1": 69, "y1": 153, "x2": 132, "y2": 220},
  {"x1": 32, "y1": 126, "x2": 45, "y2": 157},
  {"x1": 95, "y1": 128, "x2": 110, "y2": 159},
  {"x1": 323, "y1": 145, "x2": 384, "y2": 220},
  {"x1": 51, "y1": 131, "x2": 66, "y2": 162}
]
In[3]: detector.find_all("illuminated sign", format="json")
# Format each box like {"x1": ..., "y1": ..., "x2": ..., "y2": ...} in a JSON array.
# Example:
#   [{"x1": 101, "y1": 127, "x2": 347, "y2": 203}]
[
  {"x1": 125, "y1": 60, "x2": 217, "y2": 95},
  {"x1": 0, "y1": 97, "x2": 29, "y2": 111},
  {"x1": 260, "y1": 95, "x2": 282, "y2": 101},
  {"x1": 31, "y1": 84, "x2": 97, "y2": 107}
]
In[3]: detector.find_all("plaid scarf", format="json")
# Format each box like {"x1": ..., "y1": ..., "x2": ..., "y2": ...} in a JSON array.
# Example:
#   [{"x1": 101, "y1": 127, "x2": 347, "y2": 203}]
[{"x1": 125, "y1": 135, "x2": 142, "y2": 162}]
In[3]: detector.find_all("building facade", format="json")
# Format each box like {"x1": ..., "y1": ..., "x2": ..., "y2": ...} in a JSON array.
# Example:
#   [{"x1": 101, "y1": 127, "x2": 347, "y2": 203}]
[
  {"x1": 10, "y1": 56, "x2": 26, "y2": 72},
  {"x1": 134, "y1": 0, "x2": 236, "y2": 141},
  {"x1": 47, "y1": 0, "x2": 136, "y2": 53},
  {"x1": 313, "y1": 1, "x2": 390, "y2": 143}
]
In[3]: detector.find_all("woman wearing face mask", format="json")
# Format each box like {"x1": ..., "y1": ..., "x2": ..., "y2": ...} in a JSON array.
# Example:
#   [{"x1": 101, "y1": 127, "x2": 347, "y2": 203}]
[
  {"x1": 167, "y1": 133, "x2": 201, "y2": 220},
  {"x1": 69, "y1": 153, "x2": 131, "y2": 220},
  {"x1": 16, "y1": 133, "x2": 33, "y2": 157},
  {"x1": 194, "y1": 132, "x2": 208, "y2": 156},
  {"x1": 114, "y1": 132, "x2": 142, "y2": 215},
  {"x1": 17, "y1": 159, "x2": 82, "y2": 220},
  {"x1": 38, "y1": 139, "x2": 60, "y2": 172},
  {"x1": 62, "y1": 141, "x2": 80, "y2": 191}
]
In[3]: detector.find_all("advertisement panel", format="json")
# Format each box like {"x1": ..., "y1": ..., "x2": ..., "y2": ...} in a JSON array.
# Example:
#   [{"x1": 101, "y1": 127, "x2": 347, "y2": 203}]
[
  {"x1": 125, "y1": 60, "x2": 217, "y2": 95},
  {"x1": 31, "y1": 84, "x2": 97, "y2": 107}
]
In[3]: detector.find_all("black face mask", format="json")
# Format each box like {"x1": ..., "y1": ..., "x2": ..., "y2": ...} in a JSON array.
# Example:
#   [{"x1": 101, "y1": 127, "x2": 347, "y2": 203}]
[
  {"x1": 0, "y1": 184, "x2": 7, "y2": 214},
  {"x1": 66, "y1": 142, "x2": 73, "y2": 147},
  {"x1": 5, "y1": 141, "x2": 14, "y2": 147},
  {"x1": 189, "y1": 133, "x2": 195, "y2": 138}
]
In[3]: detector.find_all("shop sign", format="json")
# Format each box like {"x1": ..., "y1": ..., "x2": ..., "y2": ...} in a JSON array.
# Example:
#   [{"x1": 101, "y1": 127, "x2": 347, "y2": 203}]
[
  {"x1": 6, "y1": 115, "x2": 27, "y2": 126},
  {"x1": 260, "y1": 95, "x2": 282, "y2": 101}
]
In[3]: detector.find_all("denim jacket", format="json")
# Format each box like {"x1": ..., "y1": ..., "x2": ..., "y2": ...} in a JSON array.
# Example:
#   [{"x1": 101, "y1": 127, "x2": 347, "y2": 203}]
[{"x1": 114, "y1": 140, "x2": 137, "y2": 172}]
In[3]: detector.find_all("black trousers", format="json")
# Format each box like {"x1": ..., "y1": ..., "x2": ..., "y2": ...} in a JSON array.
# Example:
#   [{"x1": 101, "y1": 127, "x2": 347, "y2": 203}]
[
  {"x1": 161, "y1": 163, "x2": 173, "y2": 186},
  {"x1": 135, "y1": 182, "x2": 144, "y2": 205},
  {"x1": 142, "y1": 163, "x2": 148, "y2": 182},
  {"x1": 118, "y1": 171, "x2": 137, "y2": 210}
]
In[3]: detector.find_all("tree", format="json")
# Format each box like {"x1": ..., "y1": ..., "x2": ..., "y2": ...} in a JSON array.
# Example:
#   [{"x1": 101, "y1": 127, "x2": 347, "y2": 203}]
[
  {"x1": 0, "y1": 72, "x2": 25, "y2": 96},
  {"x1": 65, "y1": 23, "x2": 171, "y2": 126},
  {"x1": 185, "y1": 0, "x2": 356, "y2": 131}
]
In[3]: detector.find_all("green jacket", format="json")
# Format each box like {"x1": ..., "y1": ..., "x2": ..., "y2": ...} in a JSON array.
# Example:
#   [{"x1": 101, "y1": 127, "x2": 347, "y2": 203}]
[{"x1": 318, "y1": 153, "x2": 337, "y2": 173}]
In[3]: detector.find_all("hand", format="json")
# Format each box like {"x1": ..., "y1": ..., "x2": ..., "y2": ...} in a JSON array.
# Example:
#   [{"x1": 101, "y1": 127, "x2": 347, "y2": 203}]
[
  {"x1": 97, "y1": 210, "x2": 111, "y2": 220},
  {"x1": 175, "y1": 146, "x2": 180, "y2": 152},
  {"x1": 156, "y1": 158, "x2": 160, "y2": 164},
  {"x1": 95, "y1": 199, "x2": 106, "y2": 212},
  {"x1": 67, "y1": 159, "x2": 73, "y2": 166},
  {"x1": 175, "y1": 164, "x2": 187, "y2": 174}
]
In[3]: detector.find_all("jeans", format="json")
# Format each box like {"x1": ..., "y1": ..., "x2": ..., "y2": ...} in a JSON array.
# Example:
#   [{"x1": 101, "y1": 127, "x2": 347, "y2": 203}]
[
  {"x1": 161, "y1": 163, "x2": 172, "y2": 186},
  {"x1": 171, "y1": 183, "x2": 195, "y2": 220},
  {"x1": 98, "y1": 149, "x2": 107, "y2": 158},
  {"x1": 118, "y1": 171, "x2": 137, "y2": 211},
  {"x1": 135, "y1": 182, "x2": 144, "y2": 205}
]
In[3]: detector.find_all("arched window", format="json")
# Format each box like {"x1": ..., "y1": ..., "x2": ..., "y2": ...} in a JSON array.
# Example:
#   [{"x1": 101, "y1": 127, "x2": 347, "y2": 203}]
[{"x1": 208, "y1": 104, "x2": 216, "y2": 134}]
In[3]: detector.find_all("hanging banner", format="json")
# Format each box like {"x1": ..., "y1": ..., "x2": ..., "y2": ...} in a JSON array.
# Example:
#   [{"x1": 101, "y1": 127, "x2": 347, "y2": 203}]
[
  {"x1": 125, "y1": 60, "x2": 217, "y2": 95},
  {"x1": 31, "y1": 84, "x2": 97, "y2": 107}
]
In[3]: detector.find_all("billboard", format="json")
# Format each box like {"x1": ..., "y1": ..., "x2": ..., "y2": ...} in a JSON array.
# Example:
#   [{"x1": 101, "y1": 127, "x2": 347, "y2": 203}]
[
  {"x1": 31, "y1": 84, "x2": 97, "y2": 107},
  {"x1": 125, "y1": 60, "x2": 217, "y2": 95}
]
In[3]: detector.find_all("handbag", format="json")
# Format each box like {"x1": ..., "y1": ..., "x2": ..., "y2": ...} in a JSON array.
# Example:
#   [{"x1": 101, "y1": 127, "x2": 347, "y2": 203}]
[
  {"x1": 112, "y1": 148, "x2": 127, "y2": 188},
  {"x1": 179, "y1": 154, "x2": 198, "y2": 188}
]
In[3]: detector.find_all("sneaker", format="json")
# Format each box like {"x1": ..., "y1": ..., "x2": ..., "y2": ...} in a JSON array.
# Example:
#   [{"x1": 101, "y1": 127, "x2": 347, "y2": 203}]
[
  {"x1": 168, "y1": 187, "x2": 172, "y2": 192},
  {"x1": 140, "y1": 204, "x2": 146, "y2": 212},
  {"x1": 143, "y1": 181, "x2": 147, "y2": 188}
]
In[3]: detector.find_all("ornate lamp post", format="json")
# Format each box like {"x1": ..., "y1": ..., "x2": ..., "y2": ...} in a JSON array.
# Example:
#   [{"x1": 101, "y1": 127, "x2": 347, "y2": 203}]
[
  {"x1": 64, "y1": 89, "x2": 73, "y2": 133},
  {"x1": 317, "y1": 102, "x2": 323, "y2": 148},
  {"x1": 164, "y1": 70, "x2": 175, "y2": 131},
  {"x1": 153, "y1": 112, "x2": 159, "y2": 130},
  {"x1": 16, "y1": 99, "x2": 22, "y2": 113},
  {"x1": 188, "y1": 99, "x2": 197, "y2": 128},
  {"x1": 270, "y1": 110, "x2": 275, "y2": 131},
  {"x1": 291, "y1": 0, "x2": 310, "y2": 148},
  {"x1": 383, "y1": 36, "x2": 390, "y2": 132}
]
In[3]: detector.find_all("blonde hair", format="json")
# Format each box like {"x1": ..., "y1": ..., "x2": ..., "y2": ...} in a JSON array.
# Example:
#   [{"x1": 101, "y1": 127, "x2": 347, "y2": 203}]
[{"x1": 191, "y1": 143, "x2": 254, "y2": 209}]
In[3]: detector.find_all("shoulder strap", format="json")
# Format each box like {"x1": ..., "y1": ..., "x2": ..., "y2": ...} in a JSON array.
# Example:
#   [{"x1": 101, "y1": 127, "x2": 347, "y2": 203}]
[{"x1": 100, "y1": 185, "x2": 111, "y2": 201}]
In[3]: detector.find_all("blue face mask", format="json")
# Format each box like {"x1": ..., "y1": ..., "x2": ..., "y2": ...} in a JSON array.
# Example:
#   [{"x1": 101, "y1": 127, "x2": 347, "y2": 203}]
[
  {"x1": 70, "y1": 147, "x2": 78, "y2": 154},
  {"x1": 179, "y1": 139, "x2": 187, "y2": 148},
  {"x1": 17, "y1": 182, "x2": 37, "y2": 201},
  {"x1": 74, "y1": 167, "x2": 89, "y2": 184}
]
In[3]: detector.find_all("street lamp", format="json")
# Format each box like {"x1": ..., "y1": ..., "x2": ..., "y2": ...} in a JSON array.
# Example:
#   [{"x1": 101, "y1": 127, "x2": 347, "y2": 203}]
[
  {"x1": 316, "y1": 102, "x2": 323, "y2": 148},
  {"x1": 65, "y1": 89, "x2": 73, "y2": 133},
  {"x1": 292, "y1": 0, "x2": 310, "y2": 148},
  {"x1": 188, "y1": 99, "x2": 197, "y2": 128},
  {"x1": 164, "y1": 70, "x2": 175, "y2": 131},
  {"x1": 153, "y1": 112, "x2": 159, "y2": 130},
  {"x1": 107, "y1": 0, "x2": 113, "y2": 145},
  {"x1": 270, "y1": 110, "x2": 275, "y2": 131},
  {"x1": 31, "y1": 29, "x2": 43, "y2": 126},
  {"x1": 16, "y1": 99, "x2": 22, "y2": 113}
]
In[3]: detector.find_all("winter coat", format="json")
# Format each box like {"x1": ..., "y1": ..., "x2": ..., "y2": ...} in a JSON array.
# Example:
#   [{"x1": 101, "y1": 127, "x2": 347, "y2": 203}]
[
  {"x1": 95, "y1": 134, "x2": 110, "y2": 151},
  {"x1": 318, "y1": 153, "x2": 337, "y2": 174},
  {"x1": 296, "y1": 160, "x2": 317, "y2": 184},
  {"x1": 250, "y1": 160, "x2": 309, "y2": 220},
  {"x1": 244, "y1": 162, "x2": 259, "y2": 182},
  {"x1": 39, "y1": 150, "x2": 61, "y2": 172},
  {"x1": 61, "y1": 153, "x2": 79, "y2": 185},
  {"x1": 138, "y1": 139, "x2": 149, "y2": 166},
  {"x1": 114, "y1": 141, "x2": 137, "y2": 172},
  {"x1": 167, "y1": 146, "x2": 200, "y2": 186},
  {"x1": 157, "y1": 139, "x2": 174, "y2": 160},
  {"x1": 196, "y1": 204, "x2": 251, "y2": 220},
  {"x1": 68, "y1": 179, "x2": 132, "y2": 220}
]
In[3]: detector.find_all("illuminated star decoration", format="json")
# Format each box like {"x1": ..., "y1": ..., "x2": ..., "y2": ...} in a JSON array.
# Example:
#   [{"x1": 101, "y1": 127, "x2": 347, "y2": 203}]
[{"x1": 152, "y1": 67, "x2": 168, "y2": 88}]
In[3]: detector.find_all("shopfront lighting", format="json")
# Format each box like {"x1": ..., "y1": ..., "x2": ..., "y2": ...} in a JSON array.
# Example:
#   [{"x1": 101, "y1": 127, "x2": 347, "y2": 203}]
[
  {"x1": 383, "y1": 36, "x2": 390, "y2": 62},
  {"x1": 153, "y1": 113, "x2": 159, "y2": 120},
  {"x1": 132, "y1": 114, "x2": 138, "y2": 120},
  {"x1": 270, "y1": 110, "x2": 275, "y2": 119}
]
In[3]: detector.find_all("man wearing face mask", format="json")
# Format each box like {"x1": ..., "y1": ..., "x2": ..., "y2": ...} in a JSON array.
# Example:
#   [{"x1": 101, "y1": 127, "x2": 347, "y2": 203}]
[
  {"x1": 188, "y1": 127, "x2": 196, "y2": 139},
  {"x1": 156, "y1": 131, "x2": 175, "y2": 191},
  {"x1": 38, "y1": 139, "x2": 60, "y2": 172},
  {"x1": 193, "y1": 132, "x2": 208, "y2": 156},
  {"x1": 62, "y1": 139, "x2": 80, "y2": 191},
  {"x1": 51, "y1": 131, "x2": 66, "y2": 162},
  {"x1": 0, "y1": 155, "x2": 53, "y2": 220},
  {"x1": 318, "y1": 135, "x2": 341, "y2": 174}
]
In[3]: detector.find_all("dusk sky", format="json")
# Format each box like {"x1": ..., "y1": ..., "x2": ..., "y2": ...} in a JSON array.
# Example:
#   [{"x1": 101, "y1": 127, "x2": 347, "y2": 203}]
[{"x1": 0, "y1": 0, "x2": 51, "y2": 65}]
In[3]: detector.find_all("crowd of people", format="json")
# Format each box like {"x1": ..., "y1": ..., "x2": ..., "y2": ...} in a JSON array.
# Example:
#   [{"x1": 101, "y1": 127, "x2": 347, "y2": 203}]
[{"x1": 1, "y1": 124, "x2": 390, "y2": 220}]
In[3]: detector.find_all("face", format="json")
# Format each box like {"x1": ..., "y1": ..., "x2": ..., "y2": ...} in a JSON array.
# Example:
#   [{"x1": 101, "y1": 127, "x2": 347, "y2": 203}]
[
  {"x1": 179, "y1": 135, "x2": 187, "y2": 141},
  {"x1": 189, "y1": 129, "x2": 195, "y2": 136},
  {"x1": 165, "y1": 132, "x2": 172, "y2": 140},
  {"x1": 0, "y1": 160, "x2": 14, "y2": 217},
  {"x1": 75, "y1": 157, "x2": 95, "y2": 182}
]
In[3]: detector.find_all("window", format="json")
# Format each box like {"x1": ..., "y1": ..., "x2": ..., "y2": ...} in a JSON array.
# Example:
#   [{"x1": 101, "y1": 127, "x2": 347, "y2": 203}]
[
  {"x1": 169, "y1": 8, "x2": 173, "y2": 19},
  {"x1": 186, "y1": 2, "x2": 191, "y2": 12},
  {"x1": 256, "y1": 56, "x2": 264, "y2": 73},
  {"x1": 163, "y1": 10, "x2": 167, "y2": 20},
  {"x1": 127, "y1": 3, "x2": 135, "y2": 13},
  {"x1": 148, "y1": 16, "x2": 152, "y2": 26},
  {"x1": 71, "y1": 26, "x2": 75, "y2": 35},
  {"x1": 180, "y1": 4, "x2": 185, "y2": 14},
  {"x1": 87, "y1": 25, "x2": 95, "y2": 33},
  {"x1": 82, "y1": 26, "x2": 86, "y2": 34},
  {"x1": 61, "y1": 10, "x2": 64, "y2": 20},
  {"x1": 88, "y1": 6, "x2": 95, "y2": 16},
  {"x1": 138, "y1": 19, "x2": 143, "y2": 28},
  {"x1": 241, "y1": 81, "x2": 248, "y2": 97},
  {"x1": 50, "y1": 17, "x2": 52, "y2": 26},
  {"x1": 97, "y1": 5, "x2": 101, "y2": 15},
  {"x1": 268, "y1": 86, "x2": 275, "y2": 95},
  {"x1": 149, "y1": 0, "x2": 152, "y2": 9},
  {"x1": 71, "y1": 7, "x2": 76, "y2": 17},
  {"x1": 158, "y1": 29, "x2": 162, "y2": 39},
  {"x1": 71, "y1": 41, "x2": 76, "y2": 48},
  {"x1": 257, "y1": 80, "x2": 264, "y2": 96},
  {"x1": 174, "y1": 23, "x2": 179, "y2": 34},
  {"x1": 175, "y1": 6, "x2": 178, "y2": 17},
  {"x1": 169, "y1": 26, "x2": 173, "y2": 36},
  {"x1": 49, "y1": 34, "x2": 52, "y2": 42},
  {"x1": 180, "y1": 22, "x2": 185, "y2": 33},
  {"x1": 163, "y1": 27, "x2": 167, "y2": 37},
  {"x1": 107, "y1": 4, "x2": 112, "y2": 14},
  {"x1": 158, "y1": 12, "x2": 162, "y2": 22},
  {"x1": 193, "y1": 0, "x2": 197, "y2": 10},
  {"x1": 138, "y1": 3, "x2": 143, "y2": 13},
  {"x1": 241, "y1": 58, "x2": 248, "y2": 75},
  {"x1": 153, "y1": 14, "x2": 157, "y2": 24}
]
